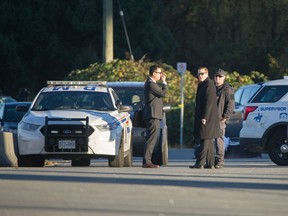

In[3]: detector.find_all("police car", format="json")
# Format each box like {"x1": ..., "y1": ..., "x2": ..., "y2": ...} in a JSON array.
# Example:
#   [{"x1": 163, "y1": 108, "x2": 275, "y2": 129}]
[
  {"x1": 240, "y1": 77, "x2": 288, "y2": 166},
  {"x1": 17, "y1": 81, "x2": 133, "y2": 167}
]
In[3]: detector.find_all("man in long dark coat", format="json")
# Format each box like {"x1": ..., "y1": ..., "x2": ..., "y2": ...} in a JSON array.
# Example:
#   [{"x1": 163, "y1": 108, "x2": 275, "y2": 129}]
[{"x1": 190, "y1": 67, "x2": 220, "y2": 169}]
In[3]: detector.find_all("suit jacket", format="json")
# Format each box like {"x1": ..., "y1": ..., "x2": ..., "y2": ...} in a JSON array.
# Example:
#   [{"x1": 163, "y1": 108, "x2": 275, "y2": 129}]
[
  {"x1": 193, "y1": 77, "x2": 220, "y2": 139},
  {"x1": 143, "y1": 77, "x2": 168, "y2": 120}
]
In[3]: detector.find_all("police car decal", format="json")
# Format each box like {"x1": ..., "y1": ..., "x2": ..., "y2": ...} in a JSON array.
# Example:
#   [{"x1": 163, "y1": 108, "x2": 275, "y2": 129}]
[
  {"x1": 280, "y1": 113, "x2": 288, "y2": 119},
  {"x1": 253, "y1": 113, "x2": 263, "y2": 122},
  {"x1": 259, "y1": 107, "x2": 286, "y2": 111}
]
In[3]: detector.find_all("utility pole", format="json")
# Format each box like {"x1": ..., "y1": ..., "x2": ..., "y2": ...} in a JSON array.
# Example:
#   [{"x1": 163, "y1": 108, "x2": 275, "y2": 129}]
[{"x1": 103, "y1": 0, "x2": 113, "y2": 63}]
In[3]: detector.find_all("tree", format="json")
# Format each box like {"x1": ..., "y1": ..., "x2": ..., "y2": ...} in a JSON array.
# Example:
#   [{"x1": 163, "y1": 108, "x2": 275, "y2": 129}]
[
  {"x1": 162, "y1": 0, "x2": 288, "y2": 76},
  {"x1": 0, "y1": 0, "x2": 103, "y2": 97},
  {"x1": 0, "y1": 0, "x2": 287, "y2": 97}
]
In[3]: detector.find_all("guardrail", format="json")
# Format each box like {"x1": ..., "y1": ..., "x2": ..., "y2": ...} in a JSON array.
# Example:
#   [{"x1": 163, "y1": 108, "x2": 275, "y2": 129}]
[{"x1": 0, "y1": 132, "x2": 18, "y2": 167}]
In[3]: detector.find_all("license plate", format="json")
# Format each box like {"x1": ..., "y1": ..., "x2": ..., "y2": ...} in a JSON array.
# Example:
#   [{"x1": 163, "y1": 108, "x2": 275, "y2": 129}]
[{"x1": 58, "y1": 140, "x2": 76, "y2": 149}]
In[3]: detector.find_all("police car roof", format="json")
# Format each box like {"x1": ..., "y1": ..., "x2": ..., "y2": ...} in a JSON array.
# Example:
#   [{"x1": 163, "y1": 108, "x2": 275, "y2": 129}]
[
  {"x1": 47, "y1": 81, "x2": 107, "y2": 86},
  {"x1": 263, "y1": 77, "x2": 288, "y2": 86},
  {"x1": 43, "y1": 81, "x2": 109, "y2": 93}
]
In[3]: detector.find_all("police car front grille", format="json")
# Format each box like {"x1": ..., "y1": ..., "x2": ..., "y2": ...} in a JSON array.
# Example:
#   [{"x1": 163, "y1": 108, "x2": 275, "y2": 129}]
[{"x1": 41, "y1": 117, "x2": 94, "y2": 152}]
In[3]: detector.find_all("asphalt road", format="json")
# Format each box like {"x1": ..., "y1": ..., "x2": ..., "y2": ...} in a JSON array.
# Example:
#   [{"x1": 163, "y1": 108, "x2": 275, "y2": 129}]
[{"x1": 0, "y1": 148, "x2": 287, "y2": 216}]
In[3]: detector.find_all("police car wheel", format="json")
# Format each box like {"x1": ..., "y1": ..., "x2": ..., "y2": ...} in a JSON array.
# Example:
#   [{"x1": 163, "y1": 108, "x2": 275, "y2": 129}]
[
  {"x1": 268, "y1": 129, "x2": 288, "y2": 166},
  {"x1": 108, "y1": 133, "x2": 124, "y2": 167},
  {"x1": 124, "y1": 130, "x2": 133, "y2": 167},
  {"x1": 17, "y1": 155, "x2": 32, "y2": 167}
]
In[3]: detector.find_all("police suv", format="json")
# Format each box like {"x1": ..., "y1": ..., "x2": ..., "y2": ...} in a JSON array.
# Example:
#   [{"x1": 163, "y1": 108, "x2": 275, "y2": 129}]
[
  {"x1": 17, "y1": 81, "x2": 133, "y2": 167},
  {"x1": 240, "y1": 77, "x2": 288, "y2": 166}
]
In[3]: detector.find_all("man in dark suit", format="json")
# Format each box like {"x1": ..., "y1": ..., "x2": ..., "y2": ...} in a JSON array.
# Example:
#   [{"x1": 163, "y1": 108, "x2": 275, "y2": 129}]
[
  {"x1": 142, "y1": 65, "x2": 168, "y2": 168},
  {"x1": 190, "y1": 66, "x2": 220, "y2": 169}
]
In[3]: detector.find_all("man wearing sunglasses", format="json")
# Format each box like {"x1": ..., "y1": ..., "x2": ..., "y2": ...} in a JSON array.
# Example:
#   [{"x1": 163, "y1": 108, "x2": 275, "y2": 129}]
[
  {"x1": 214, "y1": 69, "x2": 235, "y2": 169},
  {"x1": 190, "y1": 67, "x2": 220, "y2": 169},
  {"x1": 142, "y1": 65, "x2": 168, "y2": 168}
]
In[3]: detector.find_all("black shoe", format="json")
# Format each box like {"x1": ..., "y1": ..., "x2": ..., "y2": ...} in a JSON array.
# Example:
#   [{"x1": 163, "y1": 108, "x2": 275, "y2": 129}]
[
  {"x1": 204, "y1": 165, "x2": 215, "y2": 169},
  {"x1": 215, "y1": 164, "x2": 224, "y2": 169},
  {"x1": 189, "y1": 164, "x2": 204, "y2": 169}
]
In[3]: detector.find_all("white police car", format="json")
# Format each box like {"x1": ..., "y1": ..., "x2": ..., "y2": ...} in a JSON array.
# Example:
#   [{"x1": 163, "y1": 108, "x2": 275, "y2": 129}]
[
  {"x1": 17, "y1": 81, "x2": 133, "y2": 167},
  {"x1": 240, "y1": 77, "x2": 288, "y2": 165}
]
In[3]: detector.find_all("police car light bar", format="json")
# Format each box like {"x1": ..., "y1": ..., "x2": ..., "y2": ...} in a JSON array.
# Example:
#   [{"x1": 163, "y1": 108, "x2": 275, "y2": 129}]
[{"x1": 47, "y1": 81, "x2": 107, "y2": 86}]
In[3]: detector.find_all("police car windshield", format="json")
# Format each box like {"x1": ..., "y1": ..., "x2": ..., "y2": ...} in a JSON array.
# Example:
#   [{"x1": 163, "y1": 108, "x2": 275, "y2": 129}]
[
  {"x1": 112, "y1": 87, "x2": 144, "y2": 111},
  {"x1": 251, "y1": 85, "x2": 288, "y2": 103},
  {"x1": 31, "y1": 91, "x2": 115, "y2": 111}
]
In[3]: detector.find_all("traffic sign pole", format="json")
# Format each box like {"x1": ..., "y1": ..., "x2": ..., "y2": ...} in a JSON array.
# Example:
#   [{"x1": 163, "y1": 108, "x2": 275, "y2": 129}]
[{"x1": 177, "y1": 62, "x2": 187, "y2": 148}]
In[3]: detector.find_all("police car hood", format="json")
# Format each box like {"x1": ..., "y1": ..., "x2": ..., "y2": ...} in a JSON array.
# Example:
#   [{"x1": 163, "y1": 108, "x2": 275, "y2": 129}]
[{"x1": 23, "y1": 110, "x2": 121, "y2": 125}]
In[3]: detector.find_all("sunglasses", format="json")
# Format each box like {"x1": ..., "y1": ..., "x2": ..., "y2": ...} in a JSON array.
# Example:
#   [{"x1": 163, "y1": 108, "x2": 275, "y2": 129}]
[
  {"x1": 197, "y1": 72, "x2": 205, "y2": 76},
  {"x1": 214, "y1": 75, "x2": 224, "y2": 78},
  {"x1": 155, "y1": 71, "x2": 162, "y2": 74}
]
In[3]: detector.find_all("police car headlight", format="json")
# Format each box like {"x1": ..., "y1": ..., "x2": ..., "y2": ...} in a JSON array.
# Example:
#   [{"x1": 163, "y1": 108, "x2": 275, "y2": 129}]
[
  {"x1": 21, "y1": 122, "x2": 41, "y2": 132},
  {"x1": 96, "y1": 122, "x2": 119, "y2": 131}
]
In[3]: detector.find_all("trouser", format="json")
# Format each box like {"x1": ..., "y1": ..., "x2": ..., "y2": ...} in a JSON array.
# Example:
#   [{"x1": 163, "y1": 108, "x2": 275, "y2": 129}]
[
  {"x1": 215, "y1": 121, "x2": 226, "y2": 165},
  {"x1": 143, "y1": 118, "x2": 160, "y2": 164},
  {"x1": 196, "y1": 138, "x2": 214, "y2": 166}
]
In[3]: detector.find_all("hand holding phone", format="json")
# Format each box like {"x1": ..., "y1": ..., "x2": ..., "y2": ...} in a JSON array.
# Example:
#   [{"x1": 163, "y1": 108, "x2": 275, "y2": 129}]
[{"x1": 161, "y1": 73, "x2": 166, "y2": 82}]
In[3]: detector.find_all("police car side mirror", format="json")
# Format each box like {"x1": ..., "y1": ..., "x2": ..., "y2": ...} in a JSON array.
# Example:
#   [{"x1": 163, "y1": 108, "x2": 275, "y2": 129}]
[
  {"x1": 16, "y1": 105, "x2": 30, "y2": 112},
  {"x1": 120, "y1": 105, "x2": 133, "y2": 112},
  {"x1": 115, "y1": 99, "x2": 122, "y2": 109},
  {"x1": 115, "y1": 99, "x2": 133, "y2": 112}
]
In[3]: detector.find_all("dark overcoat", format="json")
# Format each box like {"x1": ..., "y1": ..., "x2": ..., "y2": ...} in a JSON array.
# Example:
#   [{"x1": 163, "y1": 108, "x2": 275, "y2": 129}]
[{"x1": 193, "y1": 77, "x2": 221, "y2": 139}]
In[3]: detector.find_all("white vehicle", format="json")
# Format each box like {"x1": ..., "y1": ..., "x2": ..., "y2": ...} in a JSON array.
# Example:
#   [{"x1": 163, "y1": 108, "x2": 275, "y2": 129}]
[
  {"x1": 17, "y1": 81, "x2": 133, "y2": 167},
  {"x1": 240, "y1": 77, "x2": 288, "y2": 165}
]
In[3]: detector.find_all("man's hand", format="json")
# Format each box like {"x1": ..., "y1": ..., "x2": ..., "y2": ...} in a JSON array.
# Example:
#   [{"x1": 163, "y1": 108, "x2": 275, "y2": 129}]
[
  {"x1": 220, "y1": 118, "x2": 226, "y2": 123},
  {"x1": 161, "y1": 73, "x2": 166, "y2": 82}
]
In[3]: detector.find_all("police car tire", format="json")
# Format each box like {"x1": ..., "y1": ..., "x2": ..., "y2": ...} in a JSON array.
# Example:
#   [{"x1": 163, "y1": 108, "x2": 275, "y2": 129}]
[
  {"x1": 124, "y1": 131, "x2": 133, "y2": 167},
  {"x1": 17, "y1": 155, "x2": 32, "y2": 167},
  {"x1": 268, "y1": 129, "x2": 288, "y2": 166},
  {"x1": 108, "y1": 133, "x2": 124, "y2": 167},
  {"x1": 71, "y1": 158, "x2": 91, "y2": 166}
]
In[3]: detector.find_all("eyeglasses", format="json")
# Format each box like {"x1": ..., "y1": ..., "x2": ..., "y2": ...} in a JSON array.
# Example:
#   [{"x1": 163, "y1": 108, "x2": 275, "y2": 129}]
[
  {"x1": 214, "y1": 75, "x2": 224, "y2": 78},
  {"x1": 197, "y1": 72, "x2": 205, "y2": 76},
  {"x1": 155, "y1": 71, "x2": 162, "y2": 74}
]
